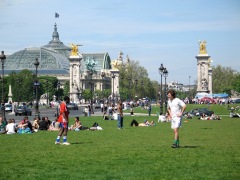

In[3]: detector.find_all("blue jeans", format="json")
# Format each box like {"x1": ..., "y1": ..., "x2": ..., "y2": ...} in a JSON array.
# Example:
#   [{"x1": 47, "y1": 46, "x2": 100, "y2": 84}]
[{"x1": 117, "y1": 114, "x2": 123, "y2": 128}]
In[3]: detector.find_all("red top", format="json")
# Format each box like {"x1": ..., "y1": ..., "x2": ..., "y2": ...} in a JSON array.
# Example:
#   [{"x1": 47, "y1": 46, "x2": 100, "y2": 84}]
[{"x1": 57, "y1": 102, "x2": 69, "y2": 122}]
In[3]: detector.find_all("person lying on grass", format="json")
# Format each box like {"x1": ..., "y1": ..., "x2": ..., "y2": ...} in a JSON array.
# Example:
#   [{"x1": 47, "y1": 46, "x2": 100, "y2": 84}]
[{"x1": 130, "y1": 119, "x2": 156, "y2": 126}]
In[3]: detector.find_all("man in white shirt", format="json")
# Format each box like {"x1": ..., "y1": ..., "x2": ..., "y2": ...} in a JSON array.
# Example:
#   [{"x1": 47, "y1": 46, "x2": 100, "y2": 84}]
[{"x1": 167, "y1": 89, "x2": 186, "y2": 148}]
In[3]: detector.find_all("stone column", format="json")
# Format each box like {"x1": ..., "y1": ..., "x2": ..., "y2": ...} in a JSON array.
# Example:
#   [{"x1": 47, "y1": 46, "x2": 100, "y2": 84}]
[
  {"x1": 110, "y1": 69, "x2": 120, "y2": 102},
  {"x1": 68, "y1": 55, "x2": 82, "y2": 103},
  {"x1": 208, "y1": 67, "x2": 213, "y2": 94},
  {"x1": 195, "y1": 54, "x2": 211, "y2": 93}
]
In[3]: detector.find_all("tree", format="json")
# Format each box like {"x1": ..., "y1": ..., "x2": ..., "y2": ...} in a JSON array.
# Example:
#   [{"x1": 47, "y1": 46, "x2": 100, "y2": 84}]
[
  {"x1": 232, "y1": 72, "x2": 240, "y2": 94},
  {"x1": 118, "y1": 60, "x2": 156, "y2": 100},
  {"x1": 212, "y1": 65, "x2": 235, "y2": 95}
]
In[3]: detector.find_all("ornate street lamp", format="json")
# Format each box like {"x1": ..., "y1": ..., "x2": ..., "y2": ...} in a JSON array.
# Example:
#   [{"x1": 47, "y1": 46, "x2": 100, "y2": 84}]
[
  {"x1": 0, "y1": 51, "x2": 6, "y2": 121},
  {"x1": 16, "y1": 78, "x2": 21, "y2": 106},
  {"x1": 88, "y1": 71, "x2": 94, "y2": 114},
  {"x1": 163, "y1": 67, "x2": 168, "y2": 113},
  {"x1": 189, "y1": 75, "x2": 191, "y2": 97},
  {"x1": 127, "y1": 76, "x2": 132, "y2": 100},
  {"x1": 57, "y1": 81, "x2": 61, "y2": 101},
  {"x1": 158, "y1": 63, "x2": 164, "y2": 114},
  {"x1": 135, "y1": 79, "x2": 138, "y2": 98},
  {"x1": 141, "y1": 80, "x2": 144, "y2": 98},
  {"x1": 112, "y1": 74, "x2": 116, "y2": 105},
  {"x1": 46, "y1": 79, "x2": 49, "y2": 108},
  {"x1": 33, "y1": 58, "x2": 40, "y2": 116}
]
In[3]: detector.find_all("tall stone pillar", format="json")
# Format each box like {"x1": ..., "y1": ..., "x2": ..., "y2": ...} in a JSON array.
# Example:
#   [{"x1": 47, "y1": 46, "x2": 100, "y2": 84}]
[
  {"x1": 208, "y1": 67, "x2": 213, "y2": 94},
  {"x1": 110, "y1": 70, "x2": 120, "y2": 102},
  {"x1": 8, "y1": 85, "x2": 13, "y2": 103},
  {"x1": 68, "y1": 55, "x2": 82, "y2": 103},
  {"x1": 196, "y1": 40, "x2": 212, "y2": 94}
]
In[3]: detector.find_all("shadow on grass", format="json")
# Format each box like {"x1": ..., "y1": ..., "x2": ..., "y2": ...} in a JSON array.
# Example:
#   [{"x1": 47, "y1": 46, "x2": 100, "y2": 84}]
[
  {"x1": 181, "y1": 146, "x2": 199, "y2": 148},
  {"x1": 71, "y1": 141, "x2": 93, "y2": 145}
]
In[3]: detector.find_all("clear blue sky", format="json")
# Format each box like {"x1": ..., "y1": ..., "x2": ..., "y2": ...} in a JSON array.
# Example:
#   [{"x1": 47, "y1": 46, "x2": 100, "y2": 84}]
[{"x1": 0, "y1": 0, "x2": 240, "y2": 85}]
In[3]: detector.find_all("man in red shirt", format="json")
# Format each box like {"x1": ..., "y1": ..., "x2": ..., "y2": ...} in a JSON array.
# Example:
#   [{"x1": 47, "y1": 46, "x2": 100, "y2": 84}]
[{"x1": 55, "y1": 96, "x2": 70, "y2": 145}]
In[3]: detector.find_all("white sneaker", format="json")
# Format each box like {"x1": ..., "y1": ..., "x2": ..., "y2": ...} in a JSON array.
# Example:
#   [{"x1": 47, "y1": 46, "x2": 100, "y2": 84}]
[
  {"x1": 55, "y1": 141, "x2": 60, "y2": 145},
  {"x1": 62, "y1": 142, "x2": 70, "y2": 145}
]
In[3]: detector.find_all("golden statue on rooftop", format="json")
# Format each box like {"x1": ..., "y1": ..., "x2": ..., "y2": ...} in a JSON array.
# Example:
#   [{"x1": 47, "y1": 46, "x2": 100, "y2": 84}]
[
  {"x1": 111, "y1": 60, "x2": 119, "y2": 70},
  {"x1": 198, "y1": 40, "x2": 207, "y2": 54},
  {"x1": 69, "y1": 43, "x2": 82, "y2": 56}
]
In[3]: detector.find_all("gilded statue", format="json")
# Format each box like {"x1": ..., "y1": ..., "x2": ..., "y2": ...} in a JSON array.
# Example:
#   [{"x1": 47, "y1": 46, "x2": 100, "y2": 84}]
[
  {"x1": 198, "y1": 40, "x2": 207, "y2": 54},
  {"x1": 208, "y1": 58, "x2": 213, "y2": 68},
  {"x1": 111, "y1": 60, "x2": 119, "y2": 70},
  {"x1": 69, "y1": 43, "x2": 82, "y2": 56}
]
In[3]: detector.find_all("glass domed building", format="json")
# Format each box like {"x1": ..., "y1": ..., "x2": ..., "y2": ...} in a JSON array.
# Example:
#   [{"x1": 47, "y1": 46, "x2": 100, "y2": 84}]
[{"x1": 2, "y1": 23, "x2": 112, "y2": 90}]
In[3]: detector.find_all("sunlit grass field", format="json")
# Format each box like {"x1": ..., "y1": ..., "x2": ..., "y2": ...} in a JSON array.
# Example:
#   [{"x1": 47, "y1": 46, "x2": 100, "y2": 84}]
[{"x1": 0, "y1": 104, "x2": 240, "y2": 179}]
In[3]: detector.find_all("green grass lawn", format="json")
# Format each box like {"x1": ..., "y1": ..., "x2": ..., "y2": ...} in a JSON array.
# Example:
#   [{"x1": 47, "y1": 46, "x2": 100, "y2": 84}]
[{"x1": 1, "y1": 104, "x2": 240, "y2": 179}]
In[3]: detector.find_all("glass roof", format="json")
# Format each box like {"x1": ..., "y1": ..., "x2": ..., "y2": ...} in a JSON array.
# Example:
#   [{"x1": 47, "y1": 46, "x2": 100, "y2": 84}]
[{"x1": 2, "y1": 23, "x2": 112, "y2": 76}]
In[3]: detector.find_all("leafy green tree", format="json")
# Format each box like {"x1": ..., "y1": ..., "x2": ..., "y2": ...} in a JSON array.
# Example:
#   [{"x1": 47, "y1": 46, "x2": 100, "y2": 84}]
[
  {"x1": 118, "y1": 60, "x2": 156, "y2": 100},
  {"x1": 212, "y1": 65, "x2": 235, "y2": 95},
  {"x1": 232, "y1": 73, "x2": 240, "y2": 94},
  {"x1": 63, "y1": 81, "x2": 70, "y2": 97},
  {"x1": 82, "y1": 89, "x2": 92, "y2": 102}
]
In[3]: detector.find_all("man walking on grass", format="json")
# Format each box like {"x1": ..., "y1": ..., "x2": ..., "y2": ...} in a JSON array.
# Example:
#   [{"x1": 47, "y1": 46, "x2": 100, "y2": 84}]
[
  {"x1": 55, "y1": 96, "x2": 70, "y2": 145},
  {"x1": 167, "y1": 89, "x2": 186, "y2": 148}
]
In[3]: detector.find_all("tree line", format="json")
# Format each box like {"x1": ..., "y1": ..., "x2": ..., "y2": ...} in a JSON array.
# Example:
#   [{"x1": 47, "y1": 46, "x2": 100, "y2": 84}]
[{"x1": 0, "y1": 64, "x2": 239, "y2": 104}]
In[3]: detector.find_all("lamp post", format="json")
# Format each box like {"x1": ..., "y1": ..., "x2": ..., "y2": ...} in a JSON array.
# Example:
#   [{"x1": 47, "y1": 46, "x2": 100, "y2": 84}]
[
  {"x1": 141, "y1": 80, "x2": 144, "y2": 98},
  {"x1": 89, "y1": 71, "x2": 94, "y2": 114},
  {"x1": 33, "y1": 58, "x2": 40, "y2": 116},
  {"x1": 112, "y1": 74, "x2": 116, "y2": 105},
  {"x1": 46, "y1": 80, "x2": 49, "y2": 108},
  {"x1": 0, "y1": 51, "x2": 6, "y2": 121},
  {"x1": 189, "y1": 75, "x2": 191, "y2": 97},
  {"x1": 57, "y1": 81, "x2": 60, "y2": 101},
  {"x1": 16, "y1": 78, "x2": 21, "y2": 106},
  {"x1": 163, "y1": 67, "x2": 168, "y2": 113},
  {"x1": 127, "y1": 76, "x2": 132, "y2": 100},
  {"x1": 135, "y1": 79, "x2": 138, "y2": 99},
  {"x1": 100, "y1": 72, "x2": 105, "y2": 101},
  {"x1": 158, "y1": 63, "x2": 164, "y2": 114}
]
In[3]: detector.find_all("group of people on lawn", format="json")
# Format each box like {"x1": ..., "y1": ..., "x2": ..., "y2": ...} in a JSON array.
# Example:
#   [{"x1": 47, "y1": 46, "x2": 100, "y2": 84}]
[{"x1": 0, "y1": 114, "x2": 87, "y2": 134}]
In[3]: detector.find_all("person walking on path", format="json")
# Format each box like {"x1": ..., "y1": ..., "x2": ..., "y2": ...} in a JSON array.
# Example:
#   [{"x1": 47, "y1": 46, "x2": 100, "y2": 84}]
[
  {"x1": 167, "y1": 89, "x2": 186, "y2": 148},
  {"x1": 55, "y1": 96, "x2": 70, "y2": 145}
]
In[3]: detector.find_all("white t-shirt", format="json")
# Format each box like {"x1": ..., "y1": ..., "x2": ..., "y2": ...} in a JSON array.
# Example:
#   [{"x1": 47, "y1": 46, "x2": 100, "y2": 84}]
[
  {"x1": 6, "y1": 123, "x2": 16, "y2": 134},
  {"x1": 168, "y1": 98, "x2": 186, "y2": 117}
]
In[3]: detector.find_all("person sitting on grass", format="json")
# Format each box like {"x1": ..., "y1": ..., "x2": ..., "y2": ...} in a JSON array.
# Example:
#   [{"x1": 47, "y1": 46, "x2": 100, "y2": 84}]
[
  {"x1": 0, "y1": 116, "x2": 7, "y2": 134},
  {"x1": 103, "y1": 111, "x2": 109, "y2": 120},
  {"x1": 32, "y1": 117, "x2": 40, "y2": 132},
  {"x1": 49, "y1": 118, "x2": 60, "y2": 131},
  {"x1": 158, "y1": 113, "x2": 166, "y2": 122},
  {"x1": 19, "y1": 116, "x2": 33, "y2": 132},
  {"x1": 70, "y1": 117, "x2": 82, "y2": 131},
  {"x1": 39, "y1": 117, "x2": 49, "y2": 130},
  {"x1": 5, "y1": 119, "x2": 17, "y2": 134},
  {"x1": 17, "y1": 117, "x2": 32, "y2": 134}
]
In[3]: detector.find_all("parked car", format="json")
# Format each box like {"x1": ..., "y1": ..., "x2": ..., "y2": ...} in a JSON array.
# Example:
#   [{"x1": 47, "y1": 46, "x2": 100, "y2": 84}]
[
  {"x1": 94, "y1": 103, "x2": 101, "y2": 109},
  {"x1": 233, "y1": 99, "x2": 240, "y2": 104},
  {"x1": 189, "y1": 108, "x2": 214, "y2": 116},
  {"x1": 67, "y1": 103, "x2": 78, "y2": 110},
  {"x1": 15, "y1": 106, "x2": 32, "y2": 116},
  {"x1": 5, "y1": 104, "x2": 13, "y2": 112}
]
